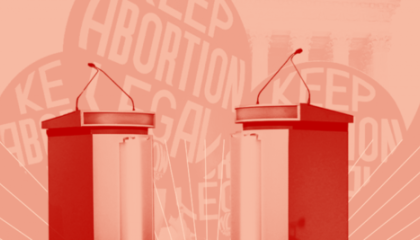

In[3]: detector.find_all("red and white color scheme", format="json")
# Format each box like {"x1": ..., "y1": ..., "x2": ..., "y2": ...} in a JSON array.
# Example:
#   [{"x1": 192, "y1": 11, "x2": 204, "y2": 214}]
[
  {"x1": 42, "y1": 110, "x2": 154, "y2": 240},
  {"x1": 2, "y1": 0, "x2": 420, "y2": 239},
  {"x1": 232, "y1": 104, "x2": 353, "y2": 239}
]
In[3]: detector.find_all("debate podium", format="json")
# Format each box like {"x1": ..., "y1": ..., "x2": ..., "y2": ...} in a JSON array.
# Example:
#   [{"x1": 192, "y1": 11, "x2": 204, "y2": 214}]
[
  {"x1": 42, "y1": 110, "x2": 155, "y2": 240},
  {"x1": 231, "y1": 104, "x2": 353, "y2": 240}
]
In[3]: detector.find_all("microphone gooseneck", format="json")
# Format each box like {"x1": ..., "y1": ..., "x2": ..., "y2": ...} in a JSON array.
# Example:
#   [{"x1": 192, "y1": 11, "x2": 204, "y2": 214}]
[
  {"x1": 290, "y1": 56, "x2": 311, "y2": 105},
  {"x1": 256, "y1": 49, "x2": 303, "y2": 105},
  {"x1": 75, "y1": 63, "x2": 136, "y2": 111}
]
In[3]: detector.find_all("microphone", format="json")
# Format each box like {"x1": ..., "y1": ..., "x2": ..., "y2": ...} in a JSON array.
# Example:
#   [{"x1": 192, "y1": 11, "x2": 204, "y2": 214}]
[
  {"x1": 256, "y1": 49, "x2": 305, "y2": 104},
  {"x1": 290, "y1": 52, "x2": 311, "y2": 105},
  {"x1": 75, "y1": 63, "x2": 136, "y2": 111},
  {"x1": 294, "y1": 48, "x2": 303, "y2": 54}
]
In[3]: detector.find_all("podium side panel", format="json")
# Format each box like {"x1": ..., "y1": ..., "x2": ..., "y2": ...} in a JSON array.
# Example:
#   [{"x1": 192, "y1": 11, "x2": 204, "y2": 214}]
[
  {"x1": 93, "y1": 134, "x2": 125, "y2": 240},
  {"x1": 289, "y1": 129, "x2": 348, "y2": 240},
  {"x1": 48, "y1": 134, "x2": 94, "y2": 240}
]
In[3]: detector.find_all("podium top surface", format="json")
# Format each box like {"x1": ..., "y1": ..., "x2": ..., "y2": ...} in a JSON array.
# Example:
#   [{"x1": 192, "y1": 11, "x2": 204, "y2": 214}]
[
  {"x1": 42, "y1": 110, "x2": 155, "y2": 129},
  {"x1": 235, "y1": 104, "x2": 353, "y2": 124}
]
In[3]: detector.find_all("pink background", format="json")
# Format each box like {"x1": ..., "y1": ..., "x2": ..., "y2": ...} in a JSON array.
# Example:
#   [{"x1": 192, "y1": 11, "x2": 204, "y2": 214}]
[
  {"x1": 1, "y1": 0, "x2": 420, "y2": 239},
  {"x1": 1, "y1": 0, "x2": 420, "y2": 127}
]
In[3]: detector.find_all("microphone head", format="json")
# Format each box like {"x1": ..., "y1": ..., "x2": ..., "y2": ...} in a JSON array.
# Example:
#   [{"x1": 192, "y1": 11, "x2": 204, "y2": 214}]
[
  {"x1": 87, "y1": 63, "x2": 96, "y2": 68},
  {"x1": 294, "y1": 48, "x2": 303, "y2": 54}
]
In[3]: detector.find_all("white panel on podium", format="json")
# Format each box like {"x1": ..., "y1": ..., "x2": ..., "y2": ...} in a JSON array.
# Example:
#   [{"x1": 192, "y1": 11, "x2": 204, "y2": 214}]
[
  {"x1": 120, "y1": 135, "x2": 153, "y2": 240},
  {"x1": 232, "y1": 132, "x2": 261, "y2": 240},
  {"x1": 93, "y1": 134, "x2": 124, "y2": 240},
  {"x1": 120, "y1": 137, "x2": 142, "y2": 240},
  {"x1": 92, "y1": 134, "x2": 153, "y2": 240},
  {"x1": 232, "y1": 129, "x2": 289, "y2": 240}
]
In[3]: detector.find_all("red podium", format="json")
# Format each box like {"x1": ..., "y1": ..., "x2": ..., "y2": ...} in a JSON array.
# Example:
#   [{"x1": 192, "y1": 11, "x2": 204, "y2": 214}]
[
  {"x1": 231, "y1": 104, "x2": 353, "y2": 240},
  {"x1": 42, "y1": 110, "x2": 155, "y2": 240}
]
